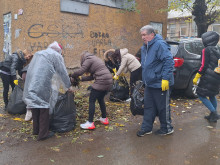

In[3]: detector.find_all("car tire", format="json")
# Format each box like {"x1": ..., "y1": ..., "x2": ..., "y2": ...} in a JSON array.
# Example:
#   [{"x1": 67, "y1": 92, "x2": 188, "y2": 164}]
[{"x1": 185, "y1": 73, "x2": 198, "y2": 98}]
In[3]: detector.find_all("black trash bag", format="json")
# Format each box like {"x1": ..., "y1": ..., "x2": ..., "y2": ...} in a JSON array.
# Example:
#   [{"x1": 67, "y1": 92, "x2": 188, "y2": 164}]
[
  {"x1": 130, "y1": 81, "x2": 144, "y2": 116},
  {"x1": 7, "y1": 83, "x2": 26, "y2": 115},
  {"x1": 50, "y1": 92, "x2": 76, "y2": 133},
  {"x1": 110, "y1": 76, "x2": 129, "y2": 102}
]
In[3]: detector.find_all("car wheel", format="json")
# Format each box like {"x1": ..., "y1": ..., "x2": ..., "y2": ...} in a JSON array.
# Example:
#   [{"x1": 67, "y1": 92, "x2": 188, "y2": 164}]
[{"x1": 185, "y1": 74, "x2": 198, "y2": 98}]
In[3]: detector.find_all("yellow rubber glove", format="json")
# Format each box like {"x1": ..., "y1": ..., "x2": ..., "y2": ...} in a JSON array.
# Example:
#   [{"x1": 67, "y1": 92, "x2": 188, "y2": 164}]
[
  {"x1": 14, "y1": 80, "x2": 18, "y2": 85},
  {"x1": 161, "y1": 80, "x2": 169, "y2": 91},
  {"x1": 113, "y1": 74, "x2": 119, "y2": 80},
  {"x1": 193, "y1": 73, "x2": 201, "y2": 85}
]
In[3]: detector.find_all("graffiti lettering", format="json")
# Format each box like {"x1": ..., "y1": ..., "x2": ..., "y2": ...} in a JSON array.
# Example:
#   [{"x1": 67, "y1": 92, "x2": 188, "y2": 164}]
[
  {"x1": 91, "y1": 39, "x2": 111, "y2": 47},
  {"x1": 93, "y1": 48, "x2": 106, "y2": 56},
  {"x1": 65, "y1": 44, "x2": 74, "y2": 49},
  {"x1": 29, "y1": 42, "x2": 49, "y2": 51},
  {"x1": 90, "y1": 31, "x2": 109, "y2": 38},
  {"x1": 28, "y1": 24, "x2": 84, "y2": 39}
]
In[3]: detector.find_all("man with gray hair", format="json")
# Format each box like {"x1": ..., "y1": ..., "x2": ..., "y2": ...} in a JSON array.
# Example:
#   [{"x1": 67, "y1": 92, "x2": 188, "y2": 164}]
[{"x1": 137, "y1": 25, "x2": 174, "y2": 136}]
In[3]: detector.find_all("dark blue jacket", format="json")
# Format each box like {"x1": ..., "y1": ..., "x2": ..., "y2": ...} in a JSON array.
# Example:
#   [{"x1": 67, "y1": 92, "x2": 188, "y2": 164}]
[{"x1": 141, "y1": 34, "x2": 174, "y2": 88}]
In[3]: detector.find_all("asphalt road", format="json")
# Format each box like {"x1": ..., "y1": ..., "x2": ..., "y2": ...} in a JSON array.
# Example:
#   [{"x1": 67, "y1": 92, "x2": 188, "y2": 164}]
[{"x1": 1, "y1": 95, "x2": 220, "y2": 165}]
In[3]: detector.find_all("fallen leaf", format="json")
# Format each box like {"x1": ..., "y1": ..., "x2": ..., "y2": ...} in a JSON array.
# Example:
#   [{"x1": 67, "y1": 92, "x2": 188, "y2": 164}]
[
  {"x1": 179, "y1": 128, "x2": 183, "y2": 131},
  {"x1": 83, "y1": 149, "x2": 91, "y2": 153},
  {"x1": 51, "y1": 147, "x2": 60, "y2": 152},
  {"x1": 184, "y1": 160, "x2": 190, "y2": 164},
  {"x1": 12, "y1": 118, "x2": 24, "y2": 122},
  {"x1": 106, "y1": 147, "x2": 110, "y2": 151},
  {"x1": 207, "y1": 126, "x2": 214, "y2": 129},
  {"x1": 213, "y1": 155, "x2": 218, "y2": 159},
  {"x1": 50, "y1": 159, "x2": 55, "y2": 163},
  {"x1": 147, "y1": 154, "x2": 156, "y2": 159},
  {"x1": 71, "y1": 138, "x2": 78, "y2": 143},
  {"x1": 97, "y1": 155, "x2": 104, "y2": 158}
]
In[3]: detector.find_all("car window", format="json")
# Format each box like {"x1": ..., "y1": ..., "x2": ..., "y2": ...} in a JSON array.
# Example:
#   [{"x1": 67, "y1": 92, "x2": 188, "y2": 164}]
[
  {"x1": 194, "y1": 42, "x2": 204, "y2": 55},
  {"x1": 169, "y1": 45, "x2": 179, "y2": 56},
  {"x1": 184, "y1": 43, "x2": 193, "y2": 53},
  {"x1": 184, "y1": 42, "x2": 204, "y2": 55}
]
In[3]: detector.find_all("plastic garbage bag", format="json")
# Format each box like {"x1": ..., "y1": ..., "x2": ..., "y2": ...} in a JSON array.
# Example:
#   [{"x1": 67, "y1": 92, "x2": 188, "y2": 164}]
[
  {"x1": 110, "y1": 76, "x2": 129, "y2": 102},
  {"x1": 50, "y1": 91, "x2": 76, "y2": 133},
  {"x1": 130, "y1": 81, "x2": 144, "y2": 116},
  {"x1": 7, "y1": 83, "x2": 26, "y2": 115}
]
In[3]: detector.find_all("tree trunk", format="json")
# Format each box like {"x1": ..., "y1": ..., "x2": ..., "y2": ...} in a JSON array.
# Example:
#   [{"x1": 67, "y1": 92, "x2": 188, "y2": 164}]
[
  {"x1": 192, "y1": 0, "x2": 208, "y2": 37},
  {"x1": 195, "y1": 22, "x2": 208, "y2": 37}
]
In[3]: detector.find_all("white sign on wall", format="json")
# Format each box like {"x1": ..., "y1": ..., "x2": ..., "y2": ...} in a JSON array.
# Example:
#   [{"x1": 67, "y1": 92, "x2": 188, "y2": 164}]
[{"x1": 3, "y1": 13, "x2": 12, "y2": 56}]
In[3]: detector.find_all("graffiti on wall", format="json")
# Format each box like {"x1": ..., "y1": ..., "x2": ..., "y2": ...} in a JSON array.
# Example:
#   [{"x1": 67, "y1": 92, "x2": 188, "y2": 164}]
[
  {"x1": 29, "y1": 42, "x2": 49, "y2": 51},
  {"x1": 29, "y1": 42, "x2": 74, "y2": 52},
  {"x1": 27, "y1": 24, "x2": 113, "y2": 59},
  {"x1": 90, "y1": 31, "x2": 111, "y2": 56},
  {"x1": 28, "y1": 24, "x2": 84, "y2": 39}
]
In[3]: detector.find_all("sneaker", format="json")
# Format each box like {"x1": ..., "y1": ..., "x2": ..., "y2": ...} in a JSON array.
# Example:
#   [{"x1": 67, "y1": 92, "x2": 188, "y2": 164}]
[
  {"x1": 137, "y1": 130, "x2": 152, "y2": 137},
  {"x1": 204, "y1": 113, "x2": 211, "y2": 120},
  {"x1": 80, "y1": 121, "x2": 95, "y2": 130},
  {"x1": 99, "y1": 117, "x2": 109, "y2": 125},
  {"x1": 25, "y1": 110, "x2": 32, "y2": 121},
  {"x1": 126, "y1": 98, "x2": 131, "y2": 102},
  {"x1": 155, "y1": 129, "x2": 174, "y2": 136}
]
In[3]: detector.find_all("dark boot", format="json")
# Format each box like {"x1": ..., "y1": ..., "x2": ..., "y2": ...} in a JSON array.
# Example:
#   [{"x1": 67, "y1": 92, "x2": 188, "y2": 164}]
[
  {"x1": 204, "y1": 113, "x2": 211, "y2": 120},
  {"x1": 208, "y1": 111, "x2": 219, "y2": 122}
]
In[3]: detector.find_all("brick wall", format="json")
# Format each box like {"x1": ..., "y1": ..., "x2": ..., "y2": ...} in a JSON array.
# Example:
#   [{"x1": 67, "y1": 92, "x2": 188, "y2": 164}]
[{"x1": 0, "y1": 0, "x2": 168, "y2": 68}]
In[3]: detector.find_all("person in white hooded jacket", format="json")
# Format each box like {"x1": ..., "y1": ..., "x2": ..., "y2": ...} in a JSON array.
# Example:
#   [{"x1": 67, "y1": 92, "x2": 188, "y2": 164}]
[
  {"x1": 112, "y1": 48, "x2": 142, "y2": 96},
  {"x1": 23, "y1": 41, "x2": 71, "y2": 141}
]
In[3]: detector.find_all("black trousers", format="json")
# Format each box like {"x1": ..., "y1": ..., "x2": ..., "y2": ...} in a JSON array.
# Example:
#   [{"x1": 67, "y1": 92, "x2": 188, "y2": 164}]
[
  {"x1": 31, "y1": 108, "x2": 49, "y2": 140},
  {"x1": 89, "y1": 88, "x2": 107, "y2": 122},
  {"x1": 141, "y1": 87, "x2": 173, "y2": 132},
  {"x1": 130, "y1": 66, "x2": 142, "y2": 96},
  {"x1": 0, "y1": 73, "x2": 15, "y2": 106}
]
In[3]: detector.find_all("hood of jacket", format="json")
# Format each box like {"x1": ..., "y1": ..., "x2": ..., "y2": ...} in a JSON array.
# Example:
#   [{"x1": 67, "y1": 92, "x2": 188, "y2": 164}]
[
  {"x1": 202, "y1": 31, "x2": 219, "y2": 47},
  {"x1": 120, "y1": 48, "x2": 128, "y2": 57},
  {"x1": 104, "y1": 49, "x2": 115, "y2": 61},
  {"x1": 81, "y1": 52, "x2": 94, "y2": 66},
  {"x1": 146, "y1": 34, "x2": 163, "y2": 47}
]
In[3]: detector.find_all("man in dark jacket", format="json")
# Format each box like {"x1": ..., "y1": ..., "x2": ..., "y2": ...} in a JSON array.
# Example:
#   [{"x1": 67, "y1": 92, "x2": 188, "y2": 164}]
[
  {"x1": 137, "y1": 25, "x2": 174, "y2": 137},
  {"x1": 0, "y1": 49, "x2": 26, "y2": 108},
  {"x1": 70, "y1": 51, "x2": 113, "y2": 130},
  {"x1": 193, "y1": 31, "x2": 220, "y2": 122}
]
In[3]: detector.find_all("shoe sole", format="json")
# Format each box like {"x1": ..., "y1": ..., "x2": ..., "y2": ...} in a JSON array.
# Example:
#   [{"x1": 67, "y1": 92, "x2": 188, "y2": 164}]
[
  {"x1": 80, "y1": 125, "x2": 95, "y2": 130},
  {"x1": 157, "y1": 129, "x2": 174, "y2": 136},
  {"x1": 166, "y1": 129, "x2": 174, "y2": 135},
  {"x1": 100, "y1": 122, "x2": 109, "y2": 125},
  {"x1": 137, "y1": 131, "x2": 152, "y2": 137}
]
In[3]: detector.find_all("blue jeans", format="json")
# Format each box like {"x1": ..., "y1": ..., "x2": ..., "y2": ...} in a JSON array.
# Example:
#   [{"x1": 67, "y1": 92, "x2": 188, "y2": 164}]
[{"x1": 198, "y1": 95, "x2": 217, "y2": 112}]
